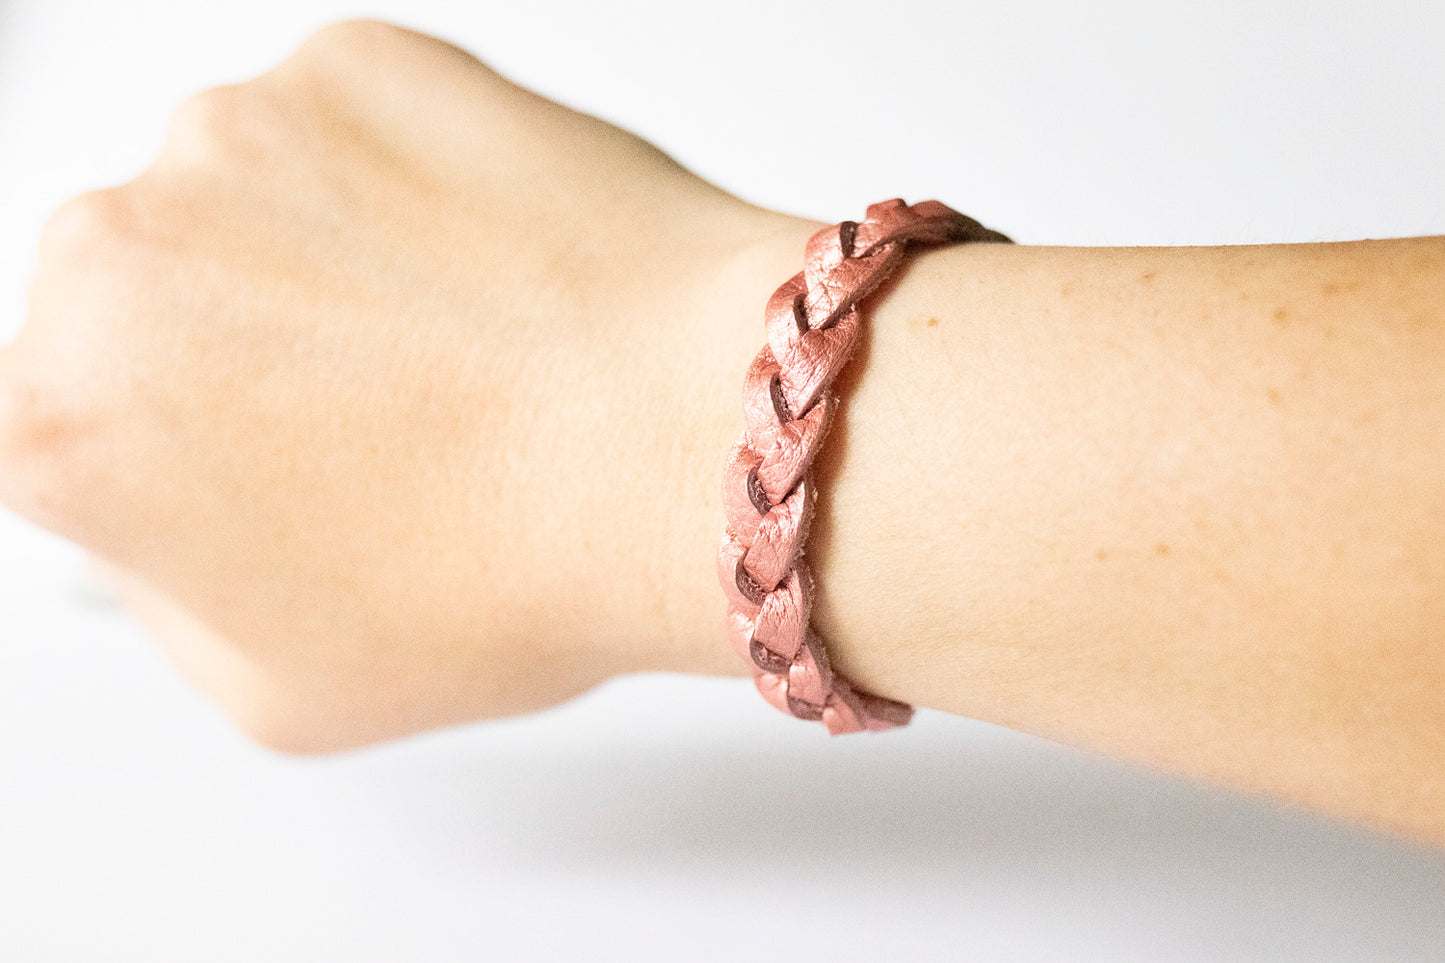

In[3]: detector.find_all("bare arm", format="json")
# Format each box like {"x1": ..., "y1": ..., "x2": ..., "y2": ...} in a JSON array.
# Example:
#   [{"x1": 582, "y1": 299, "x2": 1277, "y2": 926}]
[
  {"x1": 1, "y1": 20, "x2": 1440, "y2": 847},
  {"x1": 711, "y1": 231, "x2": 1445, "y2": 846}
]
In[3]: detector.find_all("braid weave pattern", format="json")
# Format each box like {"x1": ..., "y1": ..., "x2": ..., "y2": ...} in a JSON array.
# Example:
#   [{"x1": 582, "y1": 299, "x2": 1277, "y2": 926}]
[{"x1": 718, "y1": 198, "x2": 1011, "y2": 734}]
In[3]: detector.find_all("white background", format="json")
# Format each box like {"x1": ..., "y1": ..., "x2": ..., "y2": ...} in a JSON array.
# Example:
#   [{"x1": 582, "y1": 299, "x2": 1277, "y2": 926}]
[{"x1": 3, "y1": 1, "x2": 1444, "y2": 960}]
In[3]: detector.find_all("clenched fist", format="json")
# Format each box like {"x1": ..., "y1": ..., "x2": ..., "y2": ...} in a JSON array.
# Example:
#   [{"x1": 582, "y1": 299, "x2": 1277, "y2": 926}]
[{"x1": 1, "y1": 20, "x2": 795, "y2": 751}]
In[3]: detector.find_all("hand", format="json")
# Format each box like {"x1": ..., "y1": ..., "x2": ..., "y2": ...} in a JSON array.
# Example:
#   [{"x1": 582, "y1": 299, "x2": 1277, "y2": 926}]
[{"x1": 0, "y1": 20, "x2": 795, "y2": 751}]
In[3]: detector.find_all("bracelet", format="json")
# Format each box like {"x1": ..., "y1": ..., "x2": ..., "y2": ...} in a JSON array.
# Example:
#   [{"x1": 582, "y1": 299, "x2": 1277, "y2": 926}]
[{"x1": 717, "y1": 198, "x2": 1012, "y2": 734}]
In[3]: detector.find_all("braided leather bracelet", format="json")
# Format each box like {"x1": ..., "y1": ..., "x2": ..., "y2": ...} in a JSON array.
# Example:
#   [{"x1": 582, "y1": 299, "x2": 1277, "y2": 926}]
[{"x1": 717, "y1": 198, "x2": 1011, "y2": 734}]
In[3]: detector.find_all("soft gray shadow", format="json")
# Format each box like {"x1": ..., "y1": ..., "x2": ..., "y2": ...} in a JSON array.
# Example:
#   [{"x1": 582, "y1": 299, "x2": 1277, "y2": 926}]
[{"x1": 356, "y1": 720, "x2": 1445, "y2": 957}]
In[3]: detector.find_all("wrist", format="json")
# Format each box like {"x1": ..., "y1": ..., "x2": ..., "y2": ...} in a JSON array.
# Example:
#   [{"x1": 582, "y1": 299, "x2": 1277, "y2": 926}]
[
  {"x1": 697, "y1": 222, "x2": 1019, "y2": 713},
  {"x1": 601, "y1": 210, "x2": 827, "y2": 682}
]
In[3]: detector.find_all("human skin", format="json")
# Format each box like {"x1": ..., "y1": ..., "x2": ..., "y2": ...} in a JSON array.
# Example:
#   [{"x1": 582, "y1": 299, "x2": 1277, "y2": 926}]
[{"x1": 1, "y1": 21, "x2": 1442, "y2": 846}]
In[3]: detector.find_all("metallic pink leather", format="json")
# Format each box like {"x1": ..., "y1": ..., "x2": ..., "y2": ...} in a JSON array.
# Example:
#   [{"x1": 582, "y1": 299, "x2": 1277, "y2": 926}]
[{"x1": 718, "y1": 198, "x2": 1011, "y2": 734}]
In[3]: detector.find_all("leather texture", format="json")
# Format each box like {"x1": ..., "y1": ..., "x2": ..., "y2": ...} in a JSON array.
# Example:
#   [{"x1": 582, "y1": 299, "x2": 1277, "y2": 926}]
[{"x1": 718, "y1": 198, "x2": 1012, "y2": 734}]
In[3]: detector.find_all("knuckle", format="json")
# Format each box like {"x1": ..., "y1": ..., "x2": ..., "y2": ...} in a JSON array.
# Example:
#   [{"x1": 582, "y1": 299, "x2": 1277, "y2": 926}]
[
  {"x1": 168, "y1": 85, "x2": 243, "y2": 139},
  {"x1": 284, "y1": 19, "x2": 496, "y2": 88},
  {"x1": 162, "y1": 83, "x2": 284, "y2": 165},
  {"x1": 37, "y1": 188, "x2": 140, "y2": 257},
  {"x1": 278, "y1": 18, "x2": 415, "y2": 83},
  {"x1": 295, "y1": 18, "x2": 414, "y2": 61}
]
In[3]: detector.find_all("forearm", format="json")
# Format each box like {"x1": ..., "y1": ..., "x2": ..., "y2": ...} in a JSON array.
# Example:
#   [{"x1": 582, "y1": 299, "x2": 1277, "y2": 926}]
[{"x1": 670, "y1": 225, "x2": 1445, "y2": 844}]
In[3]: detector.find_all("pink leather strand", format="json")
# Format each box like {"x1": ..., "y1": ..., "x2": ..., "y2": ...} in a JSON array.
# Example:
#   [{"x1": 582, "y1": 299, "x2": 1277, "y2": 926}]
[{"x1": 718, "y1": 198, "x2": 1011, "y2": 734}]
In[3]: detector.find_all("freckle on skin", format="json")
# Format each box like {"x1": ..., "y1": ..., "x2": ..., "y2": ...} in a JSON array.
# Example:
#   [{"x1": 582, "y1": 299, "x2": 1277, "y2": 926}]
[
  {"x1": 926, "y1": 317, "x2": 939, "y2": 328},
  {"x1": 1095, "y1": 549, "x2": 1108, "y2": 561},
  {"x1": 1273, "y1": 307, "x2": 1288, "y2": 326},
  {"x1": 1155, "y1": 543, "x2": 1169, "y2": 555},
  {"x1": 1141, "y1": 272, "x2": 1155, "y2": 283},
  {"x1": 1266, "y1": 388, "x2": 1282, "y2": 406}
]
